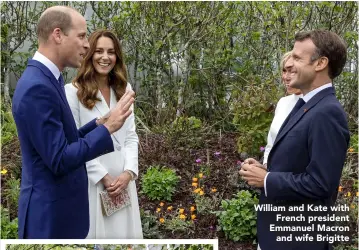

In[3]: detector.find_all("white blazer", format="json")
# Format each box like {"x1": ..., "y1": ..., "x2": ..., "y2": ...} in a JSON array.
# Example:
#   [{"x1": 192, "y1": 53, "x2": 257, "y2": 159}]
[
  {"x1": 65, "y1": 82, "x2": 143, "y2": 239},
  {"x1": 263, "y1": 94, "x2": 303, "y2": 165}
]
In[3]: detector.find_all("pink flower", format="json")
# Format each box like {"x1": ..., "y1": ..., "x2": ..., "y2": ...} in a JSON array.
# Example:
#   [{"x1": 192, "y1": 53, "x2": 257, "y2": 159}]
[
  {"x1": 196, "y1": 158, "x2": 202, "y2": 163},
  {"x1": 214, "y1": 151, "x2": 221, "y2": 156},
  {"x1": 237, "y1": 160, "x2": 242, "y2": 165},
  {"x1": 260, "y1": 146, "x2": 265, "y2": 152}
]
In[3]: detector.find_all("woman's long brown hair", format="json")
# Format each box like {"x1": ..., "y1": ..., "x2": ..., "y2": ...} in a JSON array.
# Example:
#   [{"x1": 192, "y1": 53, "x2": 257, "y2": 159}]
[{"x1": 72, "y1": 29, "x2": 128, "y2": 109}]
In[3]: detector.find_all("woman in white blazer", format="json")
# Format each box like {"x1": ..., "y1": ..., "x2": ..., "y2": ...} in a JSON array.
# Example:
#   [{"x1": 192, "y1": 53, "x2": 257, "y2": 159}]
[
  {"x1": 262, "y1": 52, "x2": 303, "y2": 167},
  {"x1": 65, "y1": 30, "x2": 143, "y2": 239}
]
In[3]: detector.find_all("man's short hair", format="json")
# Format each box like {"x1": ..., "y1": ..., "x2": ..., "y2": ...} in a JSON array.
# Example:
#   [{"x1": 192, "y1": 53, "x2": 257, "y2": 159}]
[
  {"x1": 37, "y1": 7, "x2": 73, "y2": 43},
  {"x1": 295, "y1": 30, "x2": 347, "y2": 79}
]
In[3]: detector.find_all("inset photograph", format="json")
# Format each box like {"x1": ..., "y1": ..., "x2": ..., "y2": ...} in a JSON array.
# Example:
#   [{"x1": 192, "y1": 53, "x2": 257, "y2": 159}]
[{"x1": 4, "y1": 245, "x2": 215, "y2": 250}]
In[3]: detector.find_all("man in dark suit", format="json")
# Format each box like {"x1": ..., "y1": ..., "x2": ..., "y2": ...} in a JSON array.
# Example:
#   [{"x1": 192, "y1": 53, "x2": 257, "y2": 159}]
[
  {"x1": 239, "y1": 30, "x2": 350, "y2": 250},
  {"x1": 12, "y1": 6, "x2": 135, "y2": 239}
]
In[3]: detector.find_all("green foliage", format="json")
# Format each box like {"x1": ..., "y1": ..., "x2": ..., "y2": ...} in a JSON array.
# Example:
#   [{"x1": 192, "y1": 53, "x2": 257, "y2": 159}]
[
  {"x1": 194, "y1": 195, "x2": 217, "y2": 215},
  {"x1": 140, "y1": 209, "x2": 163, "y2": 239},
  {"x1": 141, "y1": 166, "x2": 180, "y2": 201},
  {"x1": 349, "y1": 133, "x2": 358, "y2": 152},
  {"x1": 232, "y1": 80, "x2": 281, "y2": 155},
  {"x1": 162, "y1": 216, "x2": 194, "y2": 234},
  {"x1": 3, "y1": 178, "x2": 20, "y2": 213},
  {"x1": 172, "y1": 116, "x2": 202, "y2": 131},
  {"x1": 215, "y1": 190, "x2": 258, "y2": 242},
  {"x1": 170, "y1": 245, "x2": 213, "y2": 250},
  {"x1": 1, "y1": 205, "x2": 18, "y2": 239},
  {"x1": 1, "y1": 107, "x2": 17, "y2": 146}
]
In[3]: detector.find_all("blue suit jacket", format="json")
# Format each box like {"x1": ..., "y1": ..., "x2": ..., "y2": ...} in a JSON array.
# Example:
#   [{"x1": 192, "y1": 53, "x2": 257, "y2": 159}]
[
  {"x1": 257, "y1": 87, "x2": 350, "y2": 250},
  {"x1": 12, "y1": 60, "x2": 114, "y2": 239}
]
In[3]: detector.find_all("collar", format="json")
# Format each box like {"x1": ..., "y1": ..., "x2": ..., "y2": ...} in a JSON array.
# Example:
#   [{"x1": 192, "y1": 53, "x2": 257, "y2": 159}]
[
  {"x1": 302, "y1": 83, "x2": 332, "y2": 103},
  {"x1": 33, "y1": 51, "x2": 61, "y2": 81}
]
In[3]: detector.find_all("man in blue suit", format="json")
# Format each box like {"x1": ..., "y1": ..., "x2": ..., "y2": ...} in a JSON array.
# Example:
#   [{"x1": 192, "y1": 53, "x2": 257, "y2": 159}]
[
  {"x1": 12, "y1": 6, "x2": 135, "y2": 239},
  {"x1": 239, "y1": 30, "x2": 350, "y2": 250}
]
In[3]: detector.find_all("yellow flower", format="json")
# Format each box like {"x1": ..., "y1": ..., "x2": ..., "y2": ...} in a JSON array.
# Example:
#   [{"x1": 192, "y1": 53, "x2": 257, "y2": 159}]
[
  {"x1": 0, "y1": 169, "x2": 7, "y2": 175},
  {"x1": 356, "y1": 192, "x2": 359, "y2": 197},
  {"x1": 211, "y1": 188, "x2": 217, "y2": 193},
  {"x1": 347, "y1": 192, "x2": 351, "y2": 197},
  {"x1": 179, "y1": 208, "x2": 185, "y2": 214},
  {"x1": 179, "y1": 214, "x2": 186, "y2": 220},
  {"x1": 190, "y1": 206, "x2": 196, "y2": 212},
  {"x1": 348, "y1": 148, "x2": 354, "y2": 152},
  {"x1": 199, "y1": 173, "x2": 203, "y2": 178},
  {"x1": 192, "y1": 182, "x2": 198, "y2": 187},
  {"x1": 338, "y1": 186, "x2": 342, "y2": 192},
  {"x1": 159, "y1": 218, "x2": 165, "y2": 223},
  {"x1": 159, "y1": 202, "x2": 164, "y2": 207},
  {"x1": 191, "y1": 214, "x2": 196, "y2": 220},
  {"x1": 351, "y1": 204, "x2": 355, "y2": 209},
  {"x1": 199, "y1": 190, "x2": 204, "y2": 196},
  {"x1": 167, "y1": 206, "x2": 173, "y2": 211},
  {"x1": 192, "y1": 177, "x2": 198, "y2": 182},
  {"x1": 194, "y1": 188, "x2": 201, "y2": 194},
  {"x1": 156, "y1": 208, "x2": 161, "y2": 213}
]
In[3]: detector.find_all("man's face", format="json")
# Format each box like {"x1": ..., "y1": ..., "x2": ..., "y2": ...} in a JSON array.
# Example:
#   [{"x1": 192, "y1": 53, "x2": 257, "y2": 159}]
[
  {"x1": 287, "y1": 39, "x2": 318, "y2": 90},
  {"x1": 283, "y1": 57, "x2": 301, "y2": 95},
  {"x1": 61, "y1": 12, "x2": 89, "y2": 68}
]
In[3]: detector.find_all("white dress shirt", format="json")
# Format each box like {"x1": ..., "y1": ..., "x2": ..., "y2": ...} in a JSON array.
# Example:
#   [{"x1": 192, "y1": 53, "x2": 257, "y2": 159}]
[
  {"x1": 263, "y1": 94, "x2": 303, "y2": 165},
  {"x1": 32, "y1": 51, "x2": 61, "y2": 81},
  {"x1": 264, "y1": 83, "x2": 333, "y2": 196}
]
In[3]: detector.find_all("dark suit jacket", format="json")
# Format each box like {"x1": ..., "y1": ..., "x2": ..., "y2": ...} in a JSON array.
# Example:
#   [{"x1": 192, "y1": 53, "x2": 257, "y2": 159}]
[
  {"x1": 12, "y1": 60, "x2": 114, "y2": 239},
  {"x1": 257, "y1": 87, "x2": 350, "y2": 250}
]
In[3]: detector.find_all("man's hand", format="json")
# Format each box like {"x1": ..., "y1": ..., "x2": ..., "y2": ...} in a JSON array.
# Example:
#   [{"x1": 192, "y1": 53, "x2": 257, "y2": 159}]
[
  {"x1": 104, "y1": 90, "x2": 135, "y2": 134},
  {"x1": 242, "y1": 158, "x2": 267, "y2": 170},
  {"x1": 239, "y1": 160, "x2": 267, "y2": 187},
  {"x1": 106, "y1": 172, "x2": 132, "y2": 197}
]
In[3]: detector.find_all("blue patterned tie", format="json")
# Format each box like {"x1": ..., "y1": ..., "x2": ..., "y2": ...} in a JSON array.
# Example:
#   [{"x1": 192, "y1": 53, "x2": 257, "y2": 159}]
[
  {"x1": 58, "y1": 74, "x2": 65, "y2": 94},
  {"x1": 277, "y1": 98, "x2": 306, "y2": 136}
]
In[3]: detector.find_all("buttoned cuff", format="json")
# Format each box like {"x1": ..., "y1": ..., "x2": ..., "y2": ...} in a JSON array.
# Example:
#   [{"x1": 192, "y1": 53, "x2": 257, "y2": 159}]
[{"x1": 264, "y1": 172, "x2": 270, "y2": 197}]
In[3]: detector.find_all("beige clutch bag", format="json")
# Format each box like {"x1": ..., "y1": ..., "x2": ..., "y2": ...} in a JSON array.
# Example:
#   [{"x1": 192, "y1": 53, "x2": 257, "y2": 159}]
[{"x1": 99, "y1": 189, "x2": 131, "y2": 216}]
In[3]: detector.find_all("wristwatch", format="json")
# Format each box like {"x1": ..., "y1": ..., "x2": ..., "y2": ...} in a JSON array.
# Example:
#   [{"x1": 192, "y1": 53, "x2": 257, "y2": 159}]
[
  {"x1": 95, "y1": 116, "x2": 102, "y2": 126},
  {"x1": 95, "y1": 111, "x2": 111, "y2": 126}
]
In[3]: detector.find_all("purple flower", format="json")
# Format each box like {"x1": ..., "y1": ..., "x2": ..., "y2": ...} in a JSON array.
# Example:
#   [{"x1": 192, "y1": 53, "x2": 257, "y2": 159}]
[
  {"x1": 260, "y1": 146, "x2": 265, "y2": 152},
  {"x1": 237, "y1": 160, "x2": 242, "y2": 165},
  {"x1": 196, "y1": 158, "x2": 202, "y2": 163},
  {"x1": 209, "y1": 225, "x2": 216, "y2": 230},
  {"x1": 214, "y1": 151, "x2": 221, "y2": 156}
]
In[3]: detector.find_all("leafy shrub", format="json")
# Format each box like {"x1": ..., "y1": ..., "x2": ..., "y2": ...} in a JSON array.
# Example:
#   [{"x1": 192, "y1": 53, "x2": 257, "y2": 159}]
[
  {"x1": 349, "y1": 133, "x2": 358, "y2": 152},
  {"x1": 1, "y1": 205, "x2": 18, "y2": 239},
  {"x1": 141, "y1": 166, "x2": 180, "y2": 201},
  {"x1": 172, "y1": 116, "x2": 202, "y2": 131},
  {"x1": 1, "y1": 109, "x2": 17, "y2": 146},
  {"x1": 194, "y1": 195, "x2": 217, "y2": 215},
  {"x1": 140, "y1": 209, "x2": 163, "y2": 239},
  {"x1": 215, "y1": 190, "x2": 258, "y2": 242},
  {"x1": 163, "y1": 216, "x2": 194, "y2": 234},
  {"x1": 232, "y1": 80, "x2": 281, "y2": 156},
  {"x1": 3, "y1": 178, "x2": 20, "y2": 213}
]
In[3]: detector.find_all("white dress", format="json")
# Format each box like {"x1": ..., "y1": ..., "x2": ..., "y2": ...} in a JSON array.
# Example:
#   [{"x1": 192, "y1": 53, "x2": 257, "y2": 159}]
[
  {"x1": 263, "y1": 94, "x2": 303, "y2": 164},
  {"x1": 65, "y1": 83, "x2": 143, "y2": 239}
]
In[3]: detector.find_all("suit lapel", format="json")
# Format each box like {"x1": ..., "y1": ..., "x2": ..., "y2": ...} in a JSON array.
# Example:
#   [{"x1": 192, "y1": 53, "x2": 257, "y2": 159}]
[
  {"x1": 94, "y1": 90, "x2": 110, "y2": 117},
  {"x1": 28, "y1": 60, "x2": 77, "y2": 133},
  {"x1": 109, "y1": 88, "x2": 123, "y2": 145},
  {"x1": 28, "y1": 60, "x2": 69, "y2": 106},
  {"x1": 272, "y1": 87, "x2": 335, "y2": 148}
]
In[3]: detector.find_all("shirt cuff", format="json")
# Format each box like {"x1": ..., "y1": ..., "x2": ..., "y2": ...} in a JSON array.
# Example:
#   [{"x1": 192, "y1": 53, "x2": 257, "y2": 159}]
[{"x1": 264, "y1": 172, "x2": 270, "y2": 197}]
